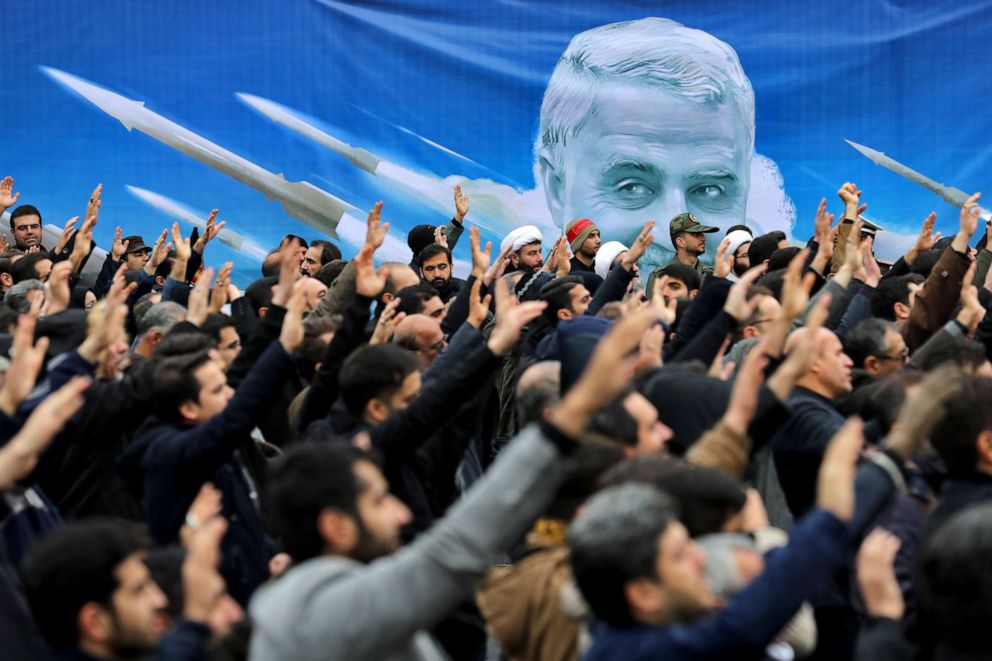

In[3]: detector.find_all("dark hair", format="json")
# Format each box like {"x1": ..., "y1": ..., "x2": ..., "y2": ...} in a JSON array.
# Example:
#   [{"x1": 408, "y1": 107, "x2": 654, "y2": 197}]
[
  {"x1": 10, "y1": 204, "x2": 42, "y2": 230},
  {"x1": 282, "y1": 234, "x2": 308, "y2": 249},
  {"x1": 767, "y1": 246, "x2": 801, "y2": 272},
  {"x1": 395, "y1": 283, "x2": 440, "y2": 317},
  {"x1": 539, "y1": 275, "x2": 584, "y2": 325},
  {"x1": 418, "y1": 243, "x2": 452, "y2": 267},
  {"x1": 245, "y1": 276, "x2": 278, "y2": 315},
  {"x1": 844, "y1": 318, "x2": 896, "y2": 368},
  {"x1": 915, "y1": 339, "x2": 988, "y2": 373},
  {"x1": 725, "y1": 224, "x2": 753, "y2": 237},
  {"x1": 931, "y1": 376, "x2": 992, "y2": 475},
  {"x1": 868, "y1": 370, "x2": 925, "y2": 436},
  {"x1": 656, "y1": 263, "x2": 701, "y2": 293},
  {"x1": 11, "y1": 252, "x2": 50, "y2": 283},
  {"x1": 20, "y1": 519, "x2": 150, "y2": 650},
  {"x1": 910, "y1": 249, "x2": 943, "y2": 278},
  {"x1": 569, "y1": 484, "x2": 678, "y2": 627},
  {"x1": 599, "y1": 455, "x2": 747, "y2": 537},
  {"x1": 143, "y1": 546, "x2": 186, "y2": 620},
  {"x1": 266, "y1": 443, "x2": 368, "y2": 562},
  {"x1": 310, "y1": 239, "x2": 341, "y2": 264},
  {"x1": 748, "y1": 232, "x2": 786, "y2": 267},
  {"x1": 200, "y1": 313, "x2": 236, "y2": 342},
  {"x1": 154, "y1": 331, "x2": 215, "y2": 359},
  {"x1": 316, "y1": 259, "x2": 347, "y2": 288},
  {"x1": 149, "y1": 349, "x2": 214, "y2": 421},
  {"x1": 588, "y1": 394, "x2": 638, "y2": 447},
  {"x1": 339, "y1": 344, "x2": 419, "y2": 416},
  {"x1": 153, "y1": 254, "x2": 174, "y2": 281},
  {"x1": 921, "y1": 503, "x2": 992, "y2": 657},
  {"x1": 870, "y1": 274, "x2": 923, "y2": 320}
]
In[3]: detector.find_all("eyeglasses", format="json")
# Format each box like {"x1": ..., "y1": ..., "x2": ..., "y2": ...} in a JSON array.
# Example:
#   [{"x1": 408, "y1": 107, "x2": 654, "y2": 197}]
[{"x1": 874, "y1": 347, "x2": 909, "y2": 362}]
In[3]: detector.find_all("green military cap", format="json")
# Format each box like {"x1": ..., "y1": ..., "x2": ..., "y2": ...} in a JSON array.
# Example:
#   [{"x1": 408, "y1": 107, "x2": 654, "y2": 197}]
[{"x1": 670, "y1": 212, "x2": 719, "y2": 235}]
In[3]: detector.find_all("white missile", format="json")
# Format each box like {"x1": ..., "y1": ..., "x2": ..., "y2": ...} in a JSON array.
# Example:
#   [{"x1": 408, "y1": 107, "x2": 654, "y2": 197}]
[
  {"x1": 42, "y1": 66, "x2": 350, "y2": 238},
  {"x1": 236, "y1": 92, "x2": 506, "y2": 233},
  {"x1": 124, "y1": 185, "x2": 268, "y2": 261}
]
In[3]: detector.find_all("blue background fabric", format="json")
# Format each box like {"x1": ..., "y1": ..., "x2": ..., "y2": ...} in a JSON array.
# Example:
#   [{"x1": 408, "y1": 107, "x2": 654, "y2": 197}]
[{"x1": 4, "y1": 0, "x2": 992, "y2": 282}]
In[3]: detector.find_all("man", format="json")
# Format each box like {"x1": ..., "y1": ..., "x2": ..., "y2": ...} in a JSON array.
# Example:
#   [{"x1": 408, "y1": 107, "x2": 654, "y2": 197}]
[
  {"x1": 406, "y1": 185, "x2": 469, "y2": 269},
  {"x1": 393, "y1": 314, "x2": 447, "y2": 370},
  {"x1": 121, "y1": 235, "x2": 152, "y2": 272},
  {"x1": 844, "y1": 318, "x2": 908, "y2": 382},
  {"x1": 870, "y1": 274, "x2": 924, "y2": 324},
  {"x1": 299, "y1": 276, "x2": 327, "y2": 313},
  {"x1": 566, "y1": 218, "x2": 601, "y2": 273},
  {"x1": 725, "y1": 228, "x2": 753, "y2": 279},
  {"x1": 9, "y1": 204, "x2": 44, "y2": 250},
  {"x1": 250, "y1": 307, "x2": 658, "y2": 660},
  {"x1": 646, "y1": 213, "x2": 717, "y2": 296},
  {"x1": 19, "y1": 519, "x2": 215, "y2": 660},
  {"x1": 131, "y1": 302, "x2": 186, "y2": 361},
  {"x1": 649, "y1": 262, "x2": 701, "y2": 300},
  {"x1": 418, "y1": 243, "x2": 465, "y2": 303},
  {"x1": 739, "y1": 286, "x2": 782, "y2": 340},
  {"x1": 771, "y1": 327, "x2": 853, "y2": 518},
  {"x1": 10, "y1": 252, "x2": 52, "y2": 283},
  {"x1": 502, "y1": 225, "x2": 544, "y2": 273},
  {"x1": 302, "y1": 239, "x2": 341, "y2": 277},
  {"x1": 395, "y1": 283, "x2": 446, "y2": 321},
  {"x1": 748, "y1": 231, "x2": 788, "y2": 269},
  {"x1": 281, "y1": 234, "x2": 308, "y2": 268},
  {"x1": 536, "y1": 18, "x2": 755, "y2": 265},
  {"x1": 119, "y1": 278, "x2": 306, "y2": 606}
]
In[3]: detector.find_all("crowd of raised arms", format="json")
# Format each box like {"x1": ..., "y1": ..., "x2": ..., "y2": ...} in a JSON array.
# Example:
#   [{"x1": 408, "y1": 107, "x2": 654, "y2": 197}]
[{"x1": 0, "y1": 172, "x2": 991, "y2": 661}]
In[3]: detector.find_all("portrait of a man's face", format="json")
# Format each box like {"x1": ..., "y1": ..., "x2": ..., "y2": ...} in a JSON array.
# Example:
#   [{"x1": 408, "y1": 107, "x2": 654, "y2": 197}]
[{"x1": 535, "y1": 18, "x2": 755, "y2": 263}]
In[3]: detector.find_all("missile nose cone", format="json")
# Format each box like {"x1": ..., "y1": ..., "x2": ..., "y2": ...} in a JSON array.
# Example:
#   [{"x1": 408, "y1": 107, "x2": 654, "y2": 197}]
[{"x1": 40, "y1": 66, "x2": 143, "y2": 130}]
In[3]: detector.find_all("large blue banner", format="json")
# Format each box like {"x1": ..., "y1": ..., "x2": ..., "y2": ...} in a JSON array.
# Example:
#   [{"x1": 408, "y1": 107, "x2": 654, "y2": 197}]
[{"x1": 4, "y1": 0, "x2": 991, "y2": 283}]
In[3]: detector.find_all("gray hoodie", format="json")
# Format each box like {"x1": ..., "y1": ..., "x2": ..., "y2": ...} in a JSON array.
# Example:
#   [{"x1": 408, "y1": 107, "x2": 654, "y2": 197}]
[{"x1": 249, "y1": 424, "x2": 571, "y2": 660}]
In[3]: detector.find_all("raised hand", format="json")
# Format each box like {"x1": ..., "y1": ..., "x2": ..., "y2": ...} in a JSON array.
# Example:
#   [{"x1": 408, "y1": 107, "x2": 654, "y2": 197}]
[
  {"x1": 193, "y1": 209, "x2": 225, "y2": 253},
  {"x1": 484, "y1": 245, "x2": 511, "y2": 287},
  {"x1": 210, "y1": 262, "x2": 234, "y2": 313},
  {"x1": 0, "y1": 303, "x2": 50, "y2": 416},
  {"x1": 145, "y1": 228, "x2": 172, "y2": 276},
  {"x1": 954, "y1": 192, "x2": 982, "y2": 252},
  {"x1": 548, "y1": 305, "x2": 663, "y2": 437},
  {"x1": 622, "y1": 220, "x2": 656, "y2": 270},
  {"x1": 859, "y1": 240, "x2": 882, "y2": 287},
  {"x1": 365, "y1": 201, "x2": 388, "y2": 251},
  {"x1": 68, "y1": 217, "x2": 94, "y2": 272},
  {"x1": 179, "y1": 482, "x2": 223, "y2": 547},
  {"x1": 53, "y1": 217, "x2": 79, "y2": 255},
  {"x1": 555, "y1": 237, "x2": 571, "y2": 277},
  {"x1": 723, "y1": 340, "x2": 768, "y2": 435},
  {"x1": 0, "y1": 176, "x2": 21, "y2": 210},
  {"x1": 768, "y1": 292, "x2": 831, "y2": 401},
  {"x1": 856, "y1": 529, "x2": 904, "y2": 620},
  {"x1": 486, "y1": 279, "x2": 546, "y2": 356},
  {"x1": 723, "y1": 263, "x2": 768, "y2": 322},
  {"x1": 433, "y1": 225, "x2": 449, "y2": 249},
  {"x1": 780, "y1": 248, "x2": 814, "y2": 320},
  {"x1": 466, "y1": 277, "x2": 493, "y2": 329},
  {"x1": 713, "y1": 237, "x2": 733, "y2": 279},
  {"x1": 838, "y1": 182, "x2": 862, "y2": 216},
  {"x1": 110, "y1": 226, "x2": 129, "y2": 262},
  {"x1": 187, "y1": 268, "x2": 214, "y2": 327},
  {"x1": 906, "y1": 212, "x2": 939, "y2": 265},
  {"x1": 638, "y1": 323, "x2": 665, "y2": 369},
  {"x1": 454, "y1": 184, "x2": 470, "y2": 222},
  {"x1": 354, "y1": 244, "x2": 388, "y2": 298},
  {"x1": 885, "y1": 364, "x2": 962, "y2": 461},
  {"x1": 811, "y1": 198, "x2": 836, "y2": 271},
  {"x1": 84, "y1": 183, "x2": 103, "y2": 225},
  {"x1": 279, "y1": 280, "x2": 307, "y2": 353},
  {"x1": 43, "y1": 260, "x2": 73, "y2": 315},
  {"x1": 651, "y1": 275, "x2": 679, "y2": 326},
  {"x1": 0, "y1": 375, "x2": 90, "y2": 490},
  {"x1": 816, "y1": 417, "x2": 865, "y2": 522},
  {"x1": 469, "y1": 226, "x2": 492, "y2": 278},
  {"x1": 181, "y1": 516, "x2": 229, "y2": 624},
  {"x1": 370, "y1": 298, "x2": 406, "y2": 345}
]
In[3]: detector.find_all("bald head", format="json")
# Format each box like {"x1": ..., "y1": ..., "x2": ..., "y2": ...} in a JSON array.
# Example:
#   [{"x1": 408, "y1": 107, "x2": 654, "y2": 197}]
[
  {"x1": 518, "y1": 360, "x2": 561, "y2": 393},
  {"x1": 383, "y1": 263, "x2": 420, "y2": 298},
  {"x1": 393, "y1": 314, "x2": 445, "y2": 369},
  {"x1": 786, "y1": 327, "x2": 853, "y2": 399}
]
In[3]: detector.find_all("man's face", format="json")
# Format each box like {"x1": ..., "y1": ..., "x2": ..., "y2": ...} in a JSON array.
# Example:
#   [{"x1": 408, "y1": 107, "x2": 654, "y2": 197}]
[
  {"x1": 676, "y1": 232, "x2": 707, "y2": 257},
  {"x1": 34, "y1": 258, "x2": 52, "y2": 281},
  {"x1": 372, "y1": 370, "x2": 422, "y2": 424},
  {"x1": 414, "y1": 322, "x2": 446, "y2": 370},
  {"x1": 579, "y1": 230, "x2": 602, "y2": 259},
  {"x1": 107, "y1": 554, "x2": 169, "y2": 654},
  {"x1": 871, "y1": 329, "x2": 908, "y2": 379},
  {"x1": 421, "y1": 295, "x2": 446, "y2": 321},
  {"x1": 384, "y1": 266, "x2": 421, "y2": 302},
  {"x1": 815, "y1": 331, "x2": 854, "y2": 398},
  {"x1": 125, "y1": 250, "x2": 151, "y2": 272},
  {"x1": 302, "y1": 246, "x2": 324, "y2": 277},
  {"x1": 544, "y1": 83, "x2": 750, "y2": 257},
  {"x1": 351, "y1": 460, "x2": 412, "y2": 562},
  {"x1": 420, "y1": 253, "x2": 452, "y2": 290},
  {"x1": 12, "y1": 213, "x2": 41, "y2": 248},
  {"x1": 511, "y1": 242, "x2": 544, "y2": 272},
  {"x1": 746, "y1": 295, "x2": 782, "y2": 338},
  {"x1": 216, "y1": 326, "x2": 242, "y2": 372},
  {"x1": 187, "y1": 360, "x2": 235, "y2": 422},
  {"x1": 733, "y1": 241, "x2": 751, "y2": 276},
  {"x1": 661, "y1": 277, "x2": 690, "y2": 299},
  {"x1": 654, "y1": 521, "x2": 713, "y2": 623},
  {"x1": 567, "y1": 284, "x2": 592, "y2": 318},
  {"x1": 623, "y1": 392, "x2": 672, "y2": 455},
  {"x1": 290, "y1": 238, "x2": 307, "y2": 266},
  {"x1": 300, "y1": 278, "x2": 328, "y2": 312}
]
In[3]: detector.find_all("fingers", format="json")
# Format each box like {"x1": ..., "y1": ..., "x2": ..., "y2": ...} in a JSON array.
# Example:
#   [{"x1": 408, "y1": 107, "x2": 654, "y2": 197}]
[
  {"x1": 822, "y1": 417, "x2": 865, "y2": 475},
  {"x1": 737, "y1": 262, "x2": 768, "y2": 287}
]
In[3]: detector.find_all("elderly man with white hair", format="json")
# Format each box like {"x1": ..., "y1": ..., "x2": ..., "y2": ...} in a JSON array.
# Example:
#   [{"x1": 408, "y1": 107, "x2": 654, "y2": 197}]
[{"x1": 536, "y1": 17, "x2": 755, "y2": 269}]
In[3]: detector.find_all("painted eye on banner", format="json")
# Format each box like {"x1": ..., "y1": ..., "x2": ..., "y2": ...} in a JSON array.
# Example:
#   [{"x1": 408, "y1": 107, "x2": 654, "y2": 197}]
[{"x1": 613, "y1": 179, "x2": 654, "y2": 208}]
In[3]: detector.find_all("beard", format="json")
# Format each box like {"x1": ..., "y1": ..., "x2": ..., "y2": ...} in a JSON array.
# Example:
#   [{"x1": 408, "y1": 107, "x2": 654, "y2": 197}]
[
  {"x1": 351, "y1": 519, "x2": 402, "y2": 563},
  {"x1": 429, "y1": 275, "x2": 450, "y2": 291},
  {"x1": 733, "y1": 260, "x2": 750, "y2": 276}
]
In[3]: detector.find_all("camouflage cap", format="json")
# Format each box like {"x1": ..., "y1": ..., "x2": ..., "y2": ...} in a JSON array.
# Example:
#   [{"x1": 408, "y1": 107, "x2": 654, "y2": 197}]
[{"x1": 669, "y1": 212, "x2": 719, "y2": 235}]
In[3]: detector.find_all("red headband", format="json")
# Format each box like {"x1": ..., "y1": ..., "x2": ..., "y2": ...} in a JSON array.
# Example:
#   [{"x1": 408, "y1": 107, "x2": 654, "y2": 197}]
[{"x1": 566, "y1": 218, "x2": 595, "y2": 243}]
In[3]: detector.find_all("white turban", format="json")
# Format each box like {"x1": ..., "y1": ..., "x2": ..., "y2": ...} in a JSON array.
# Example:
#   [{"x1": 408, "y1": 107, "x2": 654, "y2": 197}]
[
  {"x1": 500, "y1": 225, "x2": 544, "y2": 255},
  {"x1": 594, "y1": 241, "x2": 629, "y2": 280},
  {"x1": 724, "y1": 230, "x2": 753, "y2": 259}
]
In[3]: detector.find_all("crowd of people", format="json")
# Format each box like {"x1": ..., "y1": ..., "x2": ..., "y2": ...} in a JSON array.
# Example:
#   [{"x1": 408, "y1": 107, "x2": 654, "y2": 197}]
[{"x1": 0, "y1": 172, "x2": 989, "y2": 660}]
